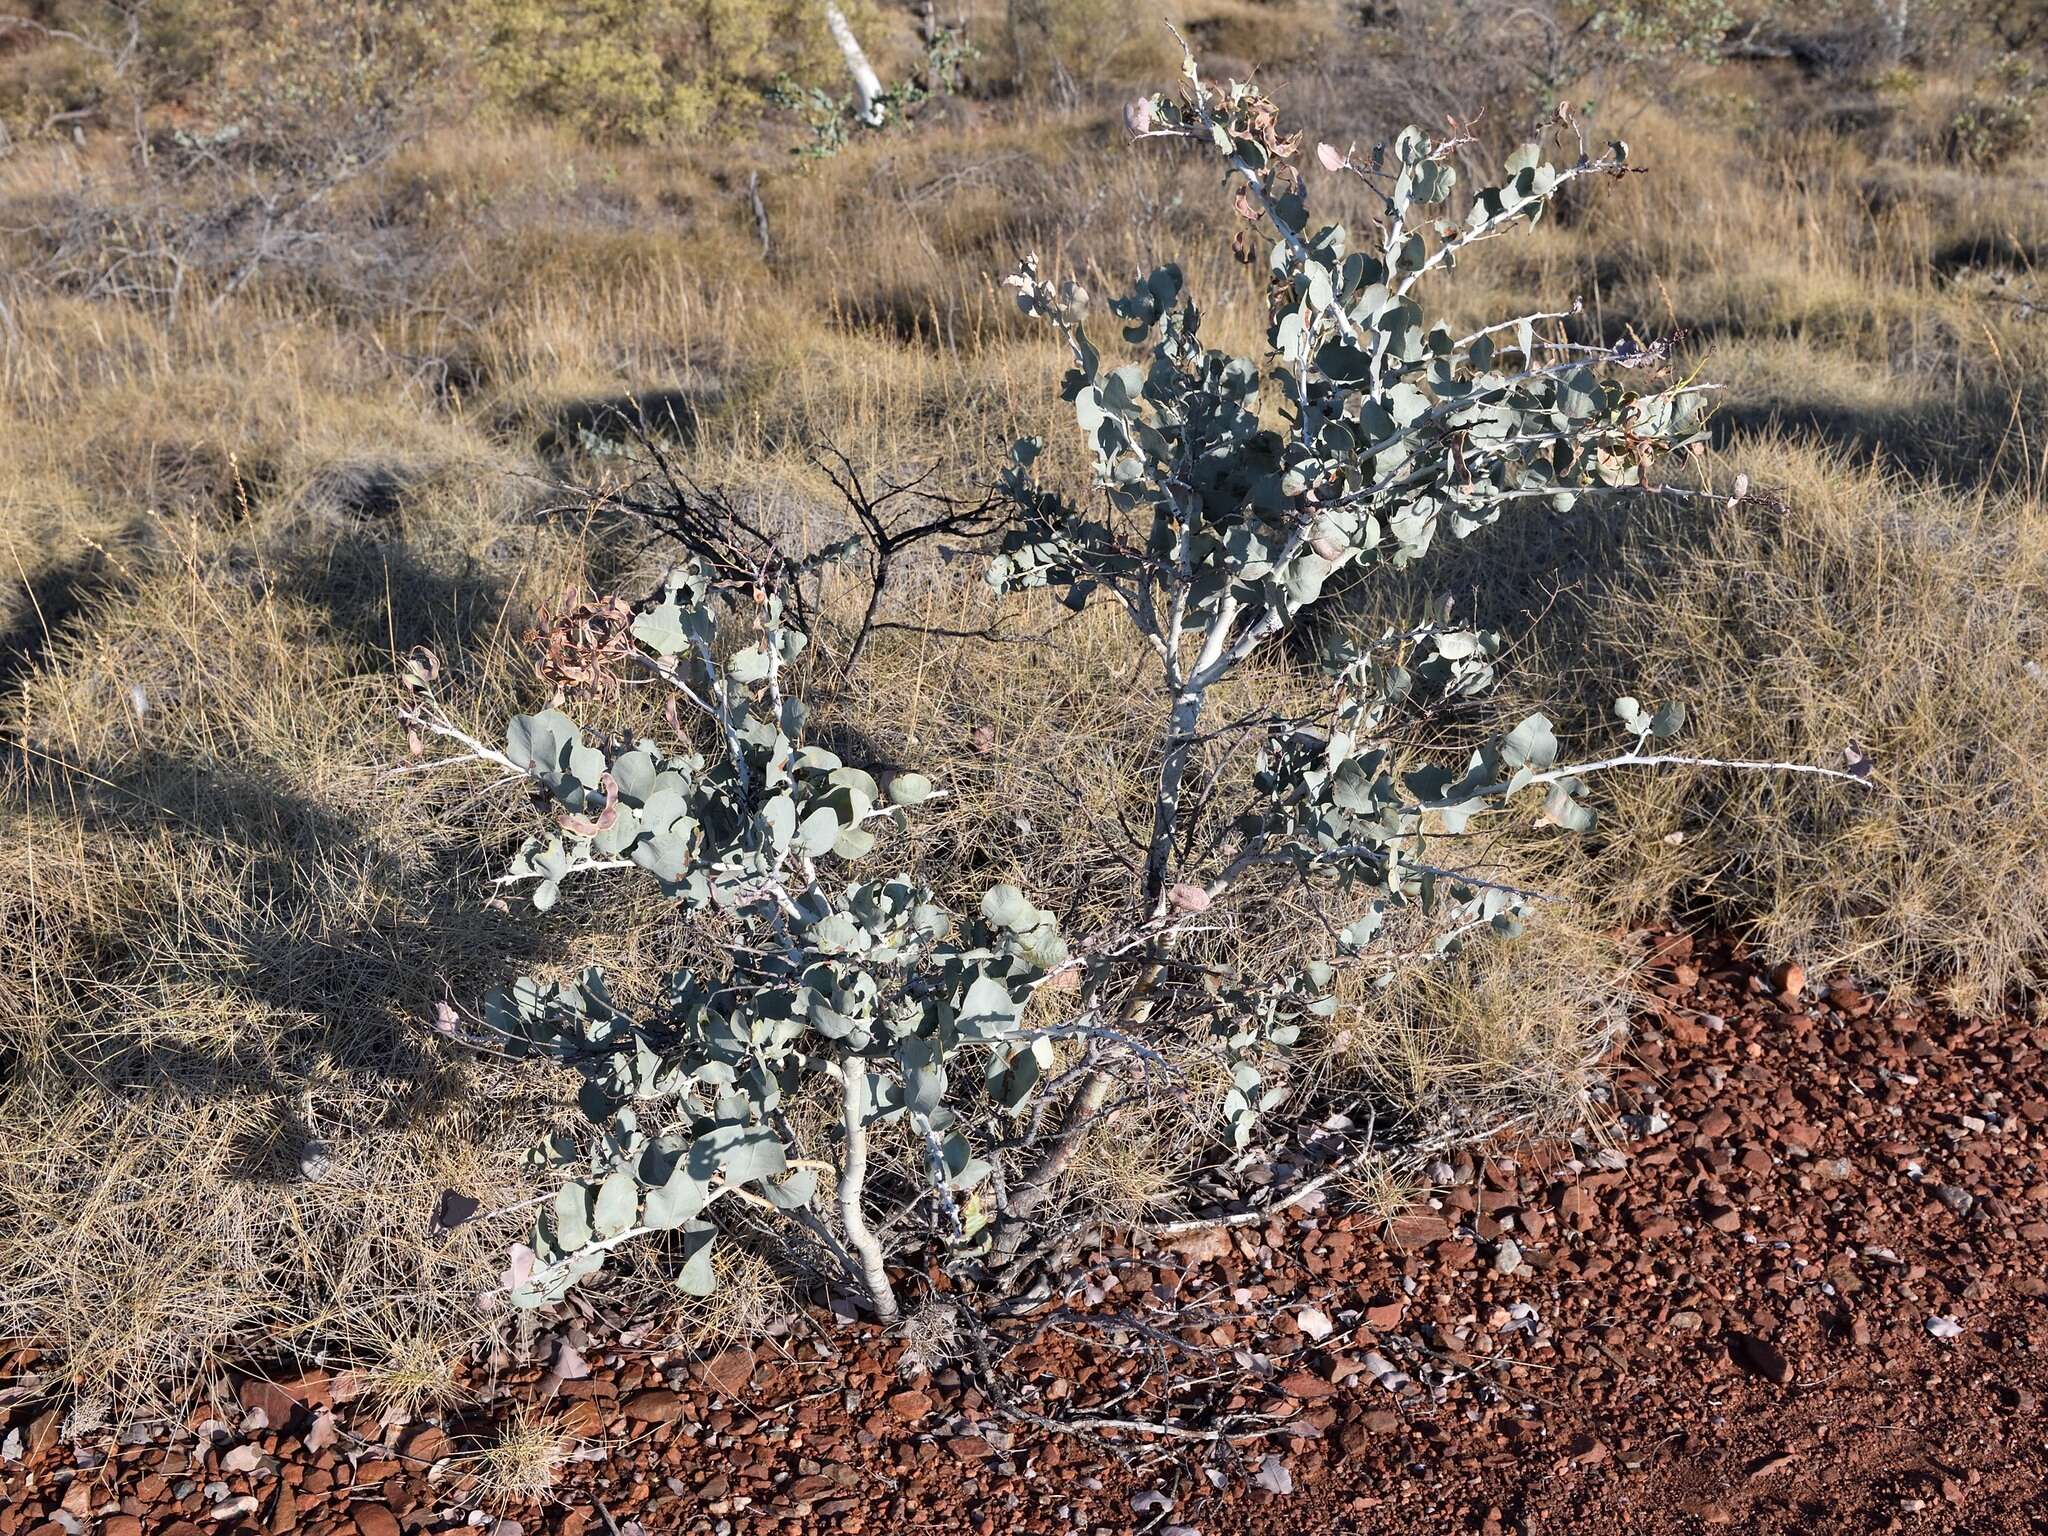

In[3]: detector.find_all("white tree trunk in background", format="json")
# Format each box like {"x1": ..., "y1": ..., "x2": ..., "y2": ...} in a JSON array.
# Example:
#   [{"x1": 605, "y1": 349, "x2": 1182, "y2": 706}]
[
  {"x1": 1876, "y1": 0, "x2": 1910, "y2": 60},
  {"x1": 823, "y1": 2, "x2": 886, "y2": 124}
]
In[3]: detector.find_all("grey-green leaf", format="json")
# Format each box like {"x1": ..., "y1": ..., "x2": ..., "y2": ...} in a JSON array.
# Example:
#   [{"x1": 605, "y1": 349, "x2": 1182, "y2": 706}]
[
  {"x1": 591, "y1": 1167, "x2": 638, "y2": 1240},
  {"x1": 887, "y1": 771, "x2": 934, "y2": 806}
]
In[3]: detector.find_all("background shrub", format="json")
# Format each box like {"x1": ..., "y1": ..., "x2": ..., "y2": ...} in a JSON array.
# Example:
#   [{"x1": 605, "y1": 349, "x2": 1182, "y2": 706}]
[
  {"x1": 476, "y1": 0, "x2": 881, "y2": 140},
  {"x1": 1000, "y1": 0, "x2": 1182, "y2": 98}
]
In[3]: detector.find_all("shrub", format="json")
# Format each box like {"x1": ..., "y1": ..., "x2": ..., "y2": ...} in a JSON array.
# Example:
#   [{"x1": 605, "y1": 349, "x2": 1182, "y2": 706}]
[
  {"x1": 0, "y1": 0, "x2": 239, "y2": 135},
  {"x1": 477, "y1": 0, "x2": 875, "y2": 141},
  {"x1": 1581, "y1": 0, "x2": 1738, "y2": 68},
  {"x1": 398, "y1": 43, "x2": 1857, "y2": 1316},
  {"x1": 1356, "y1": 0, "x2": 1738, "y2": 131},
  {"x1": 1002, "y1": 0, "x2": 1179, "y2": 99},
  {"x1": 479, "y1": 0, "x2": 681, "y2": 140},
  {"x1": 1942, "y1": 56, "x2": 2042, "y2": 167}
]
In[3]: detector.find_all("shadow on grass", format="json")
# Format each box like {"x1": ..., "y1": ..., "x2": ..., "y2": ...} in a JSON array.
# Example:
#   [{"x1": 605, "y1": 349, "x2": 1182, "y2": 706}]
[
  {"x1": 1929, "y1": 230, "x2": 2045, "y2": 278},
  {"x1": 3, "y1": 456, "x2": 520, "y2": 702},
  {"x1": 0, "y1": 548, "x2": 118, "y2": 696},
  {"x1": 535, "y1": 388, "x2": 707, "y2": 462},
  {"x1": 275, "y1": 515, "x2": 519, "y2": 664},
  {"x1": 0, "y1": 513, "x2": 556, "y2": 1187},
  {"x1": 1710, "y1": 383, "x2": 2045, "y2": 495},
  {"x1": 4, "y1": 749, "x2": 553, "y2": 1169}
]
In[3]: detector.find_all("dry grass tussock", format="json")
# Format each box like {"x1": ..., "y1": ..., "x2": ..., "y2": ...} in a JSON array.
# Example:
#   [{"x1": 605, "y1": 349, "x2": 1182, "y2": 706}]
[
  {"x1": 1562, "y1": 444, "x2": 2048, "y2": 1014},
  {"x1": 458, "y1": 1406, "x2": 572, "y2": 1505},
  {"x1": 1306, "y1": 911, "x2": 1630, "y2": 1144},
  {"x1": 3, "y1": 3, "x2": 2046, "y2": 1409},
  {"x1": 1339, "y1": 94, "x2": 2048, "y2": 1006}
]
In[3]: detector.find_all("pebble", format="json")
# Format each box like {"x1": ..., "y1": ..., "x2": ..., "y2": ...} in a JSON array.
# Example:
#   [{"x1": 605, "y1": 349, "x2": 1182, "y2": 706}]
[
  {"x1": 1728, "y1": 1334, "x2": 1791, "y2": 1385},
  {"x1": 1932, "y1": 1184, "x2": 1975, "y2": 1218},
  {"x1": 1360, "y1": 1352, "x2": 1411, "y2": 1393},
  {"x1": 622, "y1": 1389, "x2": 689, "y2": 1424}
]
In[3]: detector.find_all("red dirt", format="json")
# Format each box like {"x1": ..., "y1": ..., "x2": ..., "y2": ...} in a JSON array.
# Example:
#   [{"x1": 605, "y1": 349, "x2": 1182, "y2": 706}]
[{"x1": 6, "y1": 932, "x2": 2046, "y2": 1534}]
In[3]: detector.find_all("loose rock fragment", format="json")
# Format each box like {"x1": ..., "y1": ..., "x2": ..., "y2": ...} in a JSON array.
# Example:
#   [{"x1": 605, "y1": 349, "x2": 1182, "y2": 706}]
[{"x1": 1728, "y1": 1333, "x2": 1791, "y2": 1384}]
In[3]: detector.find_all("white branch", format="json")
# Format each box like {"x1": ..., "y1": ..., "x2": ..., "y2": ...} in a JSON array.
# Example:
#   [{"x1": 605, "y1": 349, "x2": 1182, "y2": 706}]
[
  {"x1": 1454, "y1": 304, "x2": 1579, "y2": 354},
  {"x1": 1533, "y1": 751, "x2": 1876, "y2": 788},
  {"x1": 834, "y1": 1066, "x2": 899, "y2": 1321},
  {"x1": 823, "y1": 1, "x2": 886, "y2": 124}
]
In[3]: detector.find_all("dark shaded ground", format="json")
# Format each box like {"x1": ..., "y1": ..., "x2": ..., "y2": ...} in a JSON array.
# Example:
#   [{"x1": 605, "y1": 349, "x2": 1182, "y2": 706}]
[{"x1": 5, "y1": 934, "x2": 2045, "y2": 1535}]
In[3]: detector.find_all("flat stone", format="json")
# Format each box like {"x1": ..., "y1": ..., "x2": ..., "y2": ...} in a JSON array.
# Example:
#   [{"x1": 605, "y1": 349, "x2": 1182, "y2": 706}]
[
  {"x1": 1388, "y1": 1213, "x2": 1452, "y2": 1249},
  {"x1": 696, "y1": 1349, "x2": 755, "y2": 1399},
  {"x1": 1437, "y1": 1237, "x2": 1478, "y2": 1268},
  {"x1": 236, "y1": 1375, "x2": 325, "y2": 1431},
  {"x1": 397, "y1": 1425, "x2": 450, "y2": 1464},
  {"x1": 1165, "y1": 1227, "x2": 1233, "y2": 1264},
  {"x1": 622, "y1": 1390, "x2": 688, "y2": 1425},
  {"x1": 887, "y1": 1390, "x2": 931, "y2": 1422}
]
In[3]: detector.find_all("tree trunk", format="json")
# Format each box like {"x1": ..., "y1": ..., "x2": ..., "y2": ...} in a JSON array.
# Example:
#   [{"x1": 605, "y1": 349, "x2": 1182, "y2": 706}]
[
  {"x1": 836, "y1": 1066, "x2": 899, "y2": 1320},
  {"x1": 1876, "y1": 0, "x2": 1910, "y2": 61},
  {"x1": 823, "y1": 2, "x2": 886, "y2": 124},
  {"x1": 1144, "y1": 688, "x2": 1205, "y2": 908}
]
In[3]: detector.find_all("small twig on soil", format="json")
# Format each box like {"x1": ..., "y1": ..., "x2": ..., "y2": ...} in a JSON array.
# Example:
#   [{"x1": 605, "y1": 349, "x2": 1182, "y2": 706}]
[
  {"x1": 957, "y1": 1304, "x2": 1293, "y2": 1460},
  {"x1": 1141, "y1": 1111, "x2": 1380, "y2": 1238}
]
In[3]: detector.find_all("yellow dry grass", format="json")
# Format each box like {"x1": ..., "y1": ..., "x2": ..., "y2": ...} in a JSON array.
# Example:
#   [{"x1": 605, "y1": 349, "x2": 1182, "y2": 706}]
[
  {"x1": 2, "y1": 5, "x2": 2045, "y2": 1413},
  {"x1": 460, "y1": 1405, "x2": 572, "y2": 1505},
  {"x1": 1554, "y1": 446, "x2": 2048, "y2": 1013}
]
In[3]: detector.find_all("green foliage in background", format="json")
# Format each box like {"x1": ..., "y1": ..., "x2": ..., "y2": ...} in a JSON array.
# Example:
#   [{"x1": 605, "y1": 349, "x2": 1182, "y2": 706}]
[
  {"x1": 0, "y1": 0, "x2": 875, "y2": 144},
  {"x1": 770, "y1": 20, "x2": 975, "y2": 158},
  {"x1": 477, "y1": 0, "x2": 867, "y2": 140},
  {"x1": 1583, "y1": 0, "x2": 1737, "y2": 64},
  {"x1": 1945, "y1": 53, "x2": 2043, "y2": 167}
]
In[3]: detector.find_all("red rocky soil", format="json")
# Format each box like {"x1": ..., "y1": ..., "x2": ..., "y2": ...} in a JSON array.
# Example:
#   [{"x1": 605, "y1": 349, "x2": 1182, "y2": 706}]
[{"x1": 6, "y1": 933, "x2": 2046, "y2": 1535}]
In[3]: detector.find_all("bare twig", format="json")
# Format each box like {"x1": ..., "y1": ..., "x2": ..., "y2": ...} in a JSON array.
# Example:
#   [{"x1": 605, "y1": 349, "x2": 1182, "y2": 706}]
[{"x1": 747, "y1": 170, "x2": 772, "y2": 262}]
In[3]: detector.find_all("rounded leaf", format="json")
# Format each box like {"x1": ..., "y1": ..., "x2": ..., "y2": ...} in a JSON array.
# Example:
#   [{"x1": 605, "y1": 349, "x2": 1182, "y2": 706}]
[{"x1": 887, "y1": 771, "x2": 934, "y2": 806}]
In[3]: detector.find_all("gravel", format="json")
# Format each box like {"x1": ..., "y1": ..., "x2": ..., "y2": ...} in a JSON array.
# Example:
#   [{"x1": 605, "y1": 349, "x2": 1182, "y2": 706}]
[{"x1": 2, "y1": 931, "x2": 2043, "y2": 1536}]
